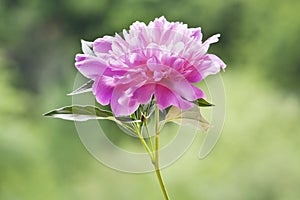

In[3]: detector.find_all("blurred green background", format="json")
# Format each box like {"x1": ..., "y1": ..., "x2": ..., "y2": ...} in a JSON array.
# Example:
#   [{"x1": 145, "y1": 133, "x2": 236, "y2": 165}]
[{"x1": 1, "y1": 0, "x2": 300, "y2": 199}]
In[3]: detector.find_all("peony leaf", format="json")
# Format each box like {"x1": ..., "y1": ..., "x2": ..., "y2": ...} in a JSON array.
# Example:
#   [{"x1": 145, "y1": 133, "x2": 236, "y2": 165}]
[
  {"x1": 67, "y1": 80, "x2": 94, "y2": 96},
  {"x1": 43, "y1": 105, "x2": 115, "y2": 122},
  {"x1": 44, "y1": 105, "x2": 138, "y2": 124},
  {"x1": 115, "y1": 116, "x2": 141, "y2": 123},
  {"x1": 194, "y1": 98, "x2": 214, "y2": 107},
  {"x1": 164, "y1": 106, "x2": 210, "y2": 132}
]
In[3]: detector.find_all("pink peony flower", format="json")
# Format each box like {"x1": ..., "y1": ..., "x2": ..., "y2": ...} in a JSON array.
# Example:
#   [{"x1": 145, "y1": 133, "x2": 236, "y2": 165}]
[{"x1": 75, "y1": 16, "x2": 226, "y2": 116}]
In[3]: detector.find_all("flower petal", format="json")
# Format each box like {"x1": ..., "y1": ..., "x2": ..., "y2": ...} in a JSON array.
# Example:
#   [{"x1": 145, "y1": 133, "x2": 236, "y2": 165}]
[
  {"x1": 110, "y1": 84, "x2": 139, "y2": 117},
  {"x1": 155, "y1": 84, "x2": 193, "y2": 110},
  {"x1": 189, "y1": 28, "x2": 203, "y2": 42},
  {"x1": 132, "y1": 84, "x2": 155, "y2": 104},
  {"x1": 92, "y1": 76, "x2": 114, "y2": 105},
  {"x1": 191, "y1": 85, "x2": 205, "y2": 99},
  {"x1": 159, "y1": 68, "x2": 198, "y2": 101},
  {"x1": 93, "y1": 36, "x2": 113, "y2": 54},
  {"x1": 75, "y1": 54, "x2": 108, "y2": 79},
  {"x1": 202, "y1": 34, "x2": 220, "y2": 53},
  {"x1": 184, "y1": 67, "x2": 202, "y2": 82},
  {"x1": 195, "y1": 54, "x2": 226, "y2": 78}
]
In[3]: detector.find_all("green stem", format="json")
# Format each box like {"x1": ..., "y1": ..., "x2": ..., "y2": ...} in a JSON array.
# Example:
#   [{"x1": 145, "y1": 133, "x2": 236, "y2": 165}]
[
  {"x1": 144, "y1": 121, "x2": 154, "y2": 155},
  {"x1": 136, "y1": 103, "x2": 170, "y2": 199},
  {"x1": 136, "y1": 128, "x2": 154, "y2": 162},
  {"x1": 153, "y1": 104, "x2": 170, "y2": 200},
  {"x1": 155, "y1": 167, "x2": 169, "y2": 200}
]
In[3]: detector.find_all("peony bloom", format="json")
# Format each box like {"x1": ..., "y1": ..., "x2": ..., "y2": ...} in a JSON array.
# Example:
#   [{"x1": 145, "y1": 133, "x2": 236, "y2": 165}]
[{"x1": 75, "y1": 16, "x2": 226, "y2": 116}]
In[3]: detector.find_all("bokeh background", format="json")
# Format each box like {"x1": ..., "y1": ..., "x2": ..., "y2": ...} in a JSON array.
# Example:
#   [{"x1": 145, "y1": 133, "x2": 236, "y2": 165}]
[{"x1": 1, "y1": 0, "x2": 300, "y2": 199}]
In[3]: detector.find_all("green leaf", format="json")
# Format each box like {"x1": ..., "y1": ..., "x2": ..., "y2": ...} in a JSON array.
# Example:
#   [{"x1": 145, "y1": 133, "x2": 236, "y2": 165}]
[
  {"x1": 67, "y1": 80, "x2": 93, "y2": 96},
  {"x1": 194, "y1": 98, "x2": 214, "y2": 107},
  {"x1": 115, "y1": 116, "x2": 141, "y2": 123},
  {"x1": 164, "y1": 106, "x2": 210, "y2": 132},
  {"x1": 43, "y1": 105, "x2": 115, "y2": 121},
  {"x1": 44, "y1": 105, "x2": 139, "y2": 124}
]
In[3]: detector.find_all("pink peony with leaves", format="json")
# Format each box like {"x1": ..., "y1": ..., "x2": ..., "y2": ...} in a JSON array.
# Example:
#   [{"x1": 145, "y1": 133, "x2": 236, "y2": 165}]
[
  {"x1": 45, "y1": 16, "x2": 227, "y2": 200},
  {"x1": 75, "y1": 16, "x2": 226, "y2": 117}
]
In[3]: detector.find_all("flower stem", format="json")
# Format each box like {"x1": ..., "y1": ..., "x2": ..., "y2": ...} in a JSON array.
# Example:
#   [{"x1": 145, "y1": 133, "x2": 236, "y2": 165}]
[
  {"x1": 136, "y1": 103, "x2": 170, "y2": 199},
  {"x1": 144, "y1": 121, "x2": 154, "y2": 156},
  {"x1": 153, "y1": 104, "x2": 170, "y2": 200},
  {"x1": 136, "y1": 128, "x2": 154, "y2": 162},
  {"x1": 155, "y1": 167, "x2": 169, "y2": 200}
]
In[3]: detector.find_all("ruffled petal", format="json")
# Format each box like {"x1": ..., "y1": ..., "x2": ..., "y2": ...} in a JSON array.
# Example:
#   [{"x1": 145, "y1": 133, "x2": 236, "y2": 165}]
[
  {"x1": 184, "y1": 67, "x2": 202, "y2": 82},
  {"x1": 132, "y1": 84, "x2": 155, "y2": 104},
  {"x1": 189, "y1": 28, "x2": 203, "y2": 42},
  {"x1": 202, "y1": 34, "x2": 221, "y2": 53},
  {"x1": 92, "y1": 75, "x2": 114, "y2": 105},
  {"x1": 110, "y1": 84, "x2": 139, "y2": 117},
  {"x1": 93, "y1": 36, "x2": 113, "y2": 54},
  {"x1": 155, "y1": 84, "x2": 193, "y2": 110},
  {"x1": 75, "y1": 54, "x2": 108, "y2": 80},
  {"x1": 159, "y1": 68, "x2": 198, "y2": 101},
  {"x1": 195, "y1": 54, "x2": 226, "y2": 78},
  {"x1": 110, "y1": 73, "x2": 147, "y2": 116}
]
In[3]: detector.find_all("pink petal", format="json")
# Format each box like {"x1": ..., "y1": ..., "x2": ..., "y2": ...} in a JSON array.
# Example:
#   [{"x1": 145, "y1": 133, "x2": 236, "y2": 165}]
[
  {"x1": 195, "y1": 54, "x2": 226, "y2": 78},
  {"x1": 123, "y1": 52, "x2": 147, "y2": 67},
  {"x1": 153, "y1": 17, "x2": 166, "y2": 42},
  {"x1": 110, "y1": 73, "x2": 148, "y2": 116},
  {"x1": 93, "y1": 36, "x2": 113, "y2": 53},
  {"x1": 93, "y1": 68, "x2": 135, "y2": 107},
  {"x1": 75, "y1": 54, "x2": 108, "y2": 79},
  {"x1": 189, "y1": 28, "x2": 203, "y2": 42},
  {"x1": 146, "y1": 56, "x2": 161, "y2": 71},
  {"x1": 103, "y1": 68, "x2": 127, "y2": 77},
  {"x1": 208, "y1": 54, "x2": 226, "y2": 70},
  {"x1": 191, "y1": 85, "x2": 205, "y2": 99},
  {"x1": 110, "y1": 85, "x2": 139, "y2": 117},
  {"x1": 132, "y1": 84, "x2": 155, "y2": 104},
  {"x1": 184, "y1": 67, "x2": 202, "y2": 82},
  {"x1": 92, "y1": 76, "x2": 114, "y2": 105},
  {"x1": 129, "y1": 21, "x2": 147, "y2": 32},
  {"x1": 155, "y1": 84, "x2": 193, "y2": 110},
  {"x1": 202, "y1": 34, "x2": 220, "y2": 53},
  {"x1": 159, "y1": 68, "x2": 197, "y2": 101},
  {"x1": 161, "y1": 21, "x2": 185, "y2": 44},
  {"x1": 112, "y1": 34, "x2": 130, "y2": 54}
]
